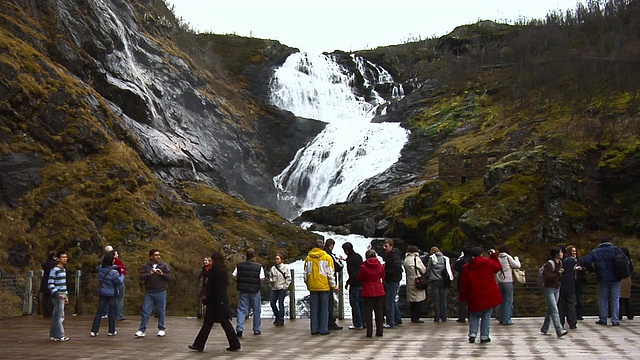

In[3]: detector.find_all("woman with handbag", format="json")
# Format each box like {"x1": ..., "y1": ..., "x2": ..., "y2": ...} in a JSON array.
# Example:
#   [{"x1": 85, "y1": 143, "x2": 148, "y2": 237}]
[
  {"x1": 268, "y1": 253, "x2": 292, "y2": 326},
  {"x1": 90, "y1": 252, "x2": 124, "y2": 337},
  {"x1": 403, "y1": 246, "x2": 426, "y2": 323},
  {"x1": 495, "y1": 245, "x2": 521, "y2": 325}
]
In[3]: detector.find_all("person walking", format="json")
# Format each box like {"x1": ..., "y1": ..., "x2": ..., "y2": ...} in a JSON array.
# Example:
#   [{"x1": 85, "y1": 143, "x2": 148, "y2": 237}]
[
  {"x1": 426, "y1": 246, "x2": 453, "y2": 322},
  {"x1": 113, "y1": 250, "x2": 127, "y2": 321},
  {"x1": 559, "y1": 245, "x2": 579, "y2": 329},
  {"x1": 460, "y1": 247, "x2": 503, "y2": 344},
  {"x1": 268, "y1": 253, "x2": 291, "y2": 326},
  {"x1": 495, "y1": 245, "x2": 521, "y2": 325},
  {"x1": 582, "y1": 237, "x2": 622, "y2": 326},
  {"x1": 403, "y1": 245, "x2": 426, "y2": 323},
  {"x1": 233, "y1": 248, "x2": 265, "y2": 336},
  {"x1": 342, "y1": 242, "x2": 365, "y2": 330},
  {"x1": 48, "y1": 250, "x2": 70, "y2": 342},
  {"x1": 382, "y1": 239, "x2": 403, "y2": 328},
  {"x1": 135, "y1": 249, "x2": 172, "y2": 338},
  {"x1": 189, "y1": 252, "x2": 241, "y2": 352},
  {"x1": 90, "y1": 252, "x2": 124, "y2": 337},
  {"x1": 540, "y1": 247, "x2": 568, "y2": 338},
  {"x1": 304, "y1": 239, "x2": 338, "y2": 335},
  {"x1": 41, "y1": 251, "x2": 57, "y2": 318},
  {"x1": 358, "y1": 249, "x2": 386, "y2": 338}
]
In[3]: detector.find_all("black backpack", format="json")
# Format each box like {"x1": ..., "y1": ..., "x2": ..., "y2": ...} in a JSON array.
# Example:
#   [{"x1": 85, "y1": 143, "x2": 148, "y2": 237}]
[{"x1": 613, "y1": 247, "x2": 633, "y2": 281}]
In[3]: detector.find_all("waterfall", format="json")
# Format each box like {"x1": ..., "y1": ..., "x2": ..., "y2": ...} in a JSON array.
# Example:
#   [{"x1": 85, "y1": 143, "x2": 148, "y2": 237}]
[{"x1": 270, "y1": 53, "x2": 409, "y2": 218}]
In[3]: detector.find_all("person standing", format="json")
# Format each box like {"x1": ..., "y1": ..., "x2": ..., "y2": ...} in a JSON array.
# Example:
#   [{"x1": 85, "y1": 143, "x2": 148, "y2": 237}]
[
  {"x1": 113, "y1": 250, "x2": 127, "y2": 321},
  {"x1": 90, "y1": 252, "x2": 124, "y2": 336},
  {"x1": 540, "y1": 247, "x2": 568, "y2": 338},
  {"x1": 574, "y1": 247, "x2": 588, "y2": 320},
  {"x1": 198, "y1": 257, "x2": 211, "y2": 319},
  {"x1": 324, "y1": 238, "x2": 344, "y2": 330},
  {"x1": 582, "y1": 237, "x2": 622, "y2": 326},
  {"x1": 342, "y1": 242, "x2": 365, "y2": 330},
  {"x1": 454, "y1": 246, "x2": 472, "y2": 323},
  {"x1": 189, "y1": 252, "x2": 241, "y2": 352},
  {"x1": 618, "y1": 247, "x2": 634, "y2": 320},
  {"x1": 426, "y1": 246, "x2": 453, "y2": 322},
  {"x1": 358, "y1": 249, "x2": 386, "y2": 338},
  {"x1": 460, "y1": 247, "x2": 503, "y2": 344},
  {"x1": 268, "y1": 253, "x2": 291, "y2": 326},
  {"x1": 48, "y1": 250, "x2": 69, "y2": 342},
  {"x1": 559, "y1": 245, "x2": 579, "y2": 329},
  {"x1": 135, "y1": 249, "x2": 172, "y2": 338},
  {"x1": 382, "y1": 239, "x2": 403, "y2": 328},
  {"x1": 41, "y1": 251, "x2": 57, "y2": 318},
  {"x1": 233, "y1": 248, "x2": 265, "y2": 336},
  {"x1": 304, "y1": 239, "x2": 338, "y2": 335},
  {"x1": 403, "y1": 245, "x2": 426, "y2": 323},
  {"x1": 495, "y1": 245, "x2": 521, "y2": 325}
]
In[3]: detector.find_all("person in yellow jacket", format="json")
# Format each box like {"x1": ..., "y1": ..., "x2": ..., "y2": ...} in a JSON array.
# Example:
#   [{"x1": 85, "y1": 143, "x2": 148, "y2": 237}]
[{"x1": 304, "y1": 239, "x2": 338, "y2": 335}]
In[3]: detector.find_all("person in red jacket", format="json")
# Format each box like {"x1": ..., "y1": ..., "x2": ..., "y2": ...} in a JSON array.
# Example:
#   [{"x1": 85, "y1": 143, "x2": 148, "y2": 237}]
[
  {"x1": 358, "y1": 250, "x2": 386, "y2": 338},
  {"x1": 460, "y1": 247, "x2": 503, "y2": 344}
]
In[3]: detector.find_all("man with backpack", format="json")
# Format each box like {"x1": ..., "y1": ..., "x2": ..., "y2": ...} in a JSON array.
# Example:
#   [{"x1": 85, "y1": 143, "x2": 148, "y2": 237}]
[{"x1": 581, "y1": 237, "x2": 626, "y2": 326}]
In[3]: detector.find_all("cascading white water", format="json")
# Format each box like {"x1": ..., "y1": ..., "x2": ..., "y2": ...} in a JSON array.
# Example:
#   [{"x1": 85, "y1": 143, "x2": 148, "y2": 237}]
[{"x1": 270, "y1": 53, "x2": 409, "y2": 217}]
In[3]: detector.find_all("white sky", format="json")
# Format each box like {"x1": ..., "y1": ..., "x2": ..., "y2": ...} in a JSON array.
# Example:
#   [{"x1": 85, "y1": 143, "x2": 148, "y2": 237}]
[{"x1": 167, "y1": 1, "x2": 583, "y2": 53}]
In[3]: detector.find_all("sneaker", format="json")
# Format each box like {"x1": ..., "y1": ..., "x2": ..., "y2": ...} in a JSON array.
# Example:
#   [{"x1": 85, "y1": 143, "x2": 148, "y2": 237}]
[
  {"x1": 468, "y1": 336, "x2": 476, "y2": 343},
  {"x1": 541, "y1": 331, "x2": 551, "y2": 336},
  {"x1": 569, "y1": 325, "x2": 577, "y2": 329},
  {"x1": 236, "y1": 330, "x2": 243, "y2": 337},
  {"x1": 157, "y1": 330, "x2": 166, "y2": 337},
  {"x1": 595, "y1": 320, "x2": 607, "y2": 325},
  {"x1": 55, "y1": 337, "x2": 69, "y2": 342},
  {"x1": 348, "y1": 325, "x2": 364, "y2": 330},
  {"x1": 611, "y1": 322, "x2": 620, "y2": 326},
  {"x1": 134, "y1": 330, "x2": 145, "y2": 338},
  {"x1": 253, "y1": 331, "x2": 261, "y2": 335},
  {"x1": 480, "y1": 338, "x2": 491, "y2": 344},
  {"x1": 108, "y1": 331, "x2": 117, "y2": 336},
  {"x1": 383, "y1": 324, "x2": 392, "y2": 329},
  {"x1": 90, "y1": 332, "x2": 98, "y2": 337},
  {"x1": 49, "y1": 337, "x2": 56, "y2": 341},
  {"x1": 558, "y1": 330, "x2": 568, "y2": 338},
  {"x1": 101, "y1": 315, "x2": 108, "y2": 319}
]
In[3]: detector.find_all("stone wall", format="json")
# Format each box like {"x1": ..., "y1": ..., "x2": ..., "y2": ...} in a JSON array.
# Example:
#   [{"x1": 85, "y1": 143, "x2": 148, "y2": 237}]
[{"x1": 438, "y1": 152, "x2": 506, "y2": 184}]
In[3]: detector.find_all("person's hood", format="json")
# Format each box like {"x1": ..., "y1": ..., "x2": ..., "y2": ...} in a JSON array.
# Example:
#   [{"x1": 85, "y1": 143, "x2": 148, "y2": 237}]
[
  {"x1": 405, "y1": 252, "x2": 420, "y2": 258},
  {"x1": 364, "y1": 257, "x2": 382, "y2": 268},
  {"x1": 466, "y1": 256, "x2": 493, "y2": 270},
  {"x1": 307, "y1": 247, "x2": 327, "y2": 259},
  {"x1": 499, "y1": 253, "x2": 508, "y2": 258}
]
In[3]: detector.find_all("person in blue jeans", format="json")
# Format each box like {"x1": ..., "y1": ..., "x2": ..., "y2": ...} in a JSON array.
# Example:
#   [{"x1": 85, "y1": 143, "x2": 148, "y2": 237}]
[
  {"x1": 135, "y1": 249, "x2": 172, "y2": 338},
  {"x1": 382, "y1": 239, "x2": 403, "y2": 328},
  {"x1": 233, "y1": 248, "x2": 265, "y2": 336},
  {"x1": 304, "y1": 238, "x2": 338, "y2": 335},
  {"x1": 540, "y1": 247, "x2": 568, "y2": 338},
  {"x1": 582, "y1": 237, "x2": 622, "y2": 326},
  {"x1": 495, "y1": 245, "x2": 521, "y2": 325},
  {"x1": 91, "y1": 252, "x2": 124, "y2": 336},
  {"x1": 342, "y1": 242, "x2": 365, "y2": 329},
  {"x1": 268, "y1": 253, "x2": 291, "y2": 326}
]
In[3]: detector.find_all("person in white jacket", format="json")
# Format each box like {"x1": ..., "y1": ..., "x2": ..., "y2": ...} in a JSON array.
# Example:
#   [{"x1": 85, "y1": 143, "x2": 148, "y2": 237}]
[
  {"x1": 495, "y1": 245, "x2": 521, "y2": 325},
  {"x1": 268, "y1": 253, "x2": 292, "y2": 326}
]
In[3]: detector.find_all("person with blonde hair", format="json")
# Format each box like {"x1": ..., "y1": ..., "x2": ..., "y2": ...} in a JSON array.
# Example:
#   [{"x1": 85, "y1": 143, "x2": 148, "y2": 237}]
[{"x1": 426, "y1": 246, "x2": 453, "y2": 322}]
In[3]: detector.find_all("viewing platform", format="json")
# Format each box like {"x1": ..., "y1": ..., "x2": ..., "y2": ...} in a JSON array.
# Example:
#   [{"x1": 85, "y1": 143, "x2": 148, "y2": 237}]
[{"x1": 1, "y1": 315, "x2": 638, "y2": 359}]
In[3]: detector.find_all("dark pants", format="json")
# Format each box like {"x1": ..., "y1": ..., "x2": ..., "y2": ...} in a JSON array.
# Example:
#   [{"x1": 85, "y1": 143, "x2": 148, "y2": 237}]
[
  {"x1": 457, "y1": 300, "x2": 468, "y2": 321},
  {"x1": 363, "y1": 296, "x2": 385, "y2": 337},
  {"x1": 576, "y1": 283, "x2": 585, "y2": 318},
  {"x1": 192, "y1": 311, "x2": 240, "y2": 350},
  {"x1": 558, "y1": 292, "x2": 577, "y2": 327},
  {"x1": 619, "y1": 298, "x2": 634, "y2": 320},
  {"x1": 409, "y1": 301, "x2": 423, "y2": 322},
  {"x1": 42, "y1": 292, "x2": 54, "y2": 318},
  {"x1": 91, "y1": 296, "x2": 116, "y2": 334}
]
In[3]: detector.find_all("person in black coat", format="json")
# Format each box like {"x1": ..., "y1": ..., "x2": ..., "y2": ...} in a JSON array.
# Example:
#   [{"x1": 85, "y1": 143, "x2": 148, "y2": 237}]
[
  {"x1": 189, "y1": 252, "x2": 241, "y2": 352},
  {"x1": 41, "y1": 251, "x2": 57, "y2": 318},
  {"x1": 453, "y1": 245, "x2": 472, "y2": 323}
]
